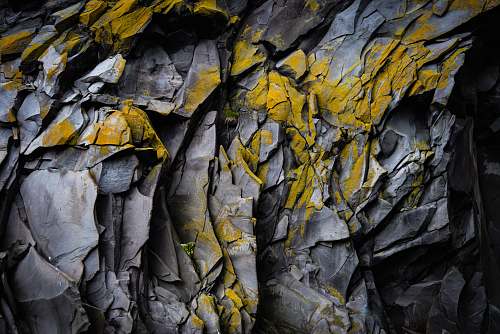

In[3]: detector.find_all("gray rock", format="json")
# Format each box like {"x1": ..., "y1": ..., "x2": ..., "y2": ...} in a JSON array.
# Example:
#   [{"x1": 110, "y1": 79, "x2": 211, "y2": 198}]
[{"x1": 1, "y1": 1, "x2": 499, "y2": 333}]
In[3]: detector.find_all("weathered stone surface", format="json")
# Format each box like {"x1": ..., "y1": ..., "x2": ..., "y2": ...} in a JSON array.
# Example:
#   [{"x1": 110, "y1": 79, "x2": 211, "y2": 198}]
[{"x1": 1, "y1": 0, "x2": 500, "y2": 333}]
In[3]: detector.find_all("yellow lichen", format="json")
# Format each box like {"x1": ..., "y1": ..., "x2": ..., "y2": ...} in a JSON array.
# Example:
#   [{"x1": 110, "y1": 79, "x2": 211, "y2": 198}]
[
  {"x1": 41, "y1": 118, "x2": 77, "y2": 147},
  {"x1": 305, "y1": 93, "x2": 318, "y2": 146},
  {"x1": 80, "y1": 0, "x2": 107, "y2": 26},
  {"x1": 191, "y1": 313, "x2": 205, "y2": 329},
  {"x1": 340, "y1": 143, "x2": 368, "y2": 203},
  {"x1": 243, "y1": 70, "x2": 268, "y2": 110},
  {"x1": 215, "y1": 219, "x2": 242, "y2": 243},
  {"x1": 183, "y1": 64, "x2": 221, "y2": 115},
  {"x1": 325, "y1": 286, "x2": 346, "y2": 305},
  {"x1": 231, "y1": 39, "x2": 266, "y2": 76},
  {"x1": 194, "y1": 0, "x2": 229, "y2": 19},
  {"x1": 288, "y1": 128, "x2": 310, "y2": 164},
  {"x1": 225, "y1": 288, "x2": 244, "y2": 309},
  {"x1": 285, "y1": 164, "x2": 307, "y2": 209},
  {"x1": 0, "y1": 30, "x2": 34, "y2": 58},
  {"x1": 121, "y1": 101, "x2": 168, "y2": 160},
  {"x1": 278, "y1": 49, "x2": 308, "y2": 79},
  {"x1": 95, "y1": 111, "x2": 131, "y2": 146},
  {"x1": 306, "y1": 0, "x2": 320, "y2": 11},
  {"x1": 267, "y1": 71, "x2": 290, "y2": 121}
]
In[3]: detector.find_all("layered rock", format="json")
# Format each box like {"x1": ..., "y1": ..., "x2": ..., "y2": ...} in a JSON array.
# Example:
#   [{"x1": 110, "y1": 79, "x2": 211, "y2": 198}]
[{"x1": 0, "y1": 0, "x2": 500, "y2": 333}]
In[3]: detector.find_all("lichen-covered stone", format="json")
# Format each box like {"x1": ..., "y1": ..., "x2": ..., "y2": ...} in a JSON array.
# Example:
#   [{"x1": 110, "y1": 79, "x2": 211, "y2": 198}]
[{"x1": 1, "y1": 0, "x2": 500, "y2": 333}]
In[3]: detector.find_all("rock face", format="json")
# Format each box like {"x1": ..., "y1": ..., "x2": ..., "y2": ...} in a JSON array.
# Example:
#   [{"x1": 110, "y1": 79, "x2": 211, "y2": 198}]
[{"x1": 1, "y1": 0, "x2": 500, "y2": 333}]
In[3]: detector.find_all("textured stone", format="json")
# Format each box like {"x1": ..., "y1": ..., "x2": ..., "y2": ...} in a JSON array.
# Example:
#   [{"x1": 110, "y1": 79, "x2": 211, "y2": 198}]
[{"x1": 0, "y1": 1, "x2": 500, "y2": 333}]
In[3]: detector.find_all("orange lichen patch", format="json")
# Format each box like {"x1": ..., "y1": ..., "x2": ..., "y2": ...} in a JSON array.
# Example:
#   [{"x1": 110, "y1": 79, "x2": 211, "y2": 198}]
[
  {"x1": 194, "y1": 0, "x2": 229, "y2": 18},
  {"x1": 92, "y1": 0, "x2": 139, "y2": 29},
  {"x1": 286, "y1": 81, "x2": 306, "y2": 129},
  {"x1": 296, "y1": 173, "x2": 314, "y2": 209},
  {"x1": 120, "y1": 101, "x2": 168, "y2": 160},
  {"x1": 221, "y1": 248, "x2": 237, "y2": 287},
  {"x1": 80, "y1": 0, "x2": 107, "y2": 26},
  {"x1": 1, "y1": 80, "x2": 21, "y2": 92},
  {"x1": 225, "y1": 288, "x2": 244, "y2": 309},
  {"x1": 91, "y1": 0, "x2": 152, "y2": 52},
  {"x1": 404, "y1": 0, "x2": 492, "y2": 44},
  {"x1": 304, "y1": 38, "x2": 426, "y2": 129},
  {"x1": 230, "y1": 281, "x2": 250, "y2": 302},
  {"x1": 0, "y1": 82, "x2": 19, "y2": 123},
  {"x1": 435, "y1": 46, "x2": 469, "y2": 91},
  {"x1": 242, "y1": 70, "x2": 268, "y2": 110},
  {"x1": 282, "y1": 1, "x2": 495, "y2": 136},
  {"x1": 390, "y1": 55, "x2": 417, "y2": 94},
  {"x1": 21, "y1": 28, "x2": 60, "y2": 63},
  {"x1": 325, "y1": 285, "x2": 346, "y2": 305},
  {"x1": 94, "y1": 111, "x2": 131, "y2": 145},
  {"x1": 448, "y1": 0, "x2": 487, "y2": 16},
  {"x1": 41, "y1": 118, "x2": 78, "y2": 147},
  {"x1": 405, "y1": 172, "x2": 425, "y2": 208},
  {"x1": 235, "y1": 158, "x2": 263, "y2": 185},
  {"x1": 46, "y1": 51, "x2": 68, "y2": 81},
  {"x1": 305, "y1": 93, "x2": 318, "y2": 146},
  {"x1": 250, "y1": 131, "x2": 261, "y2": 158},
  {"x1": 285, "y1": 164, "x2": 307, "y2": 209},
  {"x1": 0, "y1": 30, "x2": 35, "y2": 58},
  {"x1": 183, "y1": 65, "x2": 221, "y2": 115},
  {"x1": 190, "y1": 313, "x2": 205, "y2": 330},
  {"x1": 277, "y1": 49, "x2": 308, "y2": 79},
  {"x1": 230, "y1": 39, "x2": 266, "y2": 76},
  {"x1": 151, "y1": 0, "x2": 186, "y2": 14},
  {"x1": 43, "y1": 30, "x2": 83, "y2": 59},
  {"x1": 287, "y1": 127, "x2": 309, "y2": 165},
  {"x1": 193, "y1": 231, "x2": 223, "y2": 277},
  {"x1": 402, "y1": 11, "x2": 437, "y2": 44},
  {"x1": 110, "y1": 7, "x2": 152, "y2": 52},
  {"x1": 223, "y1": 306, "x2": 242, "y2": 334},
  {"x1": 306, "y1": 76, "x2": 367, "y2": 130},
  {"x1": 215, "y1": 219, "x2": 242, "y2": 243},
  {"x1": 217, "y1": 145, "x2": 232, "y2": 172},
  {"x1": 407, "y1": 40, "x2": 470, "y2": 101},
  {"x1": 229, "y1": 15, "x2": 240, "y2": 24},
  {"x1": 305, "y1": 0, "x2": 320, "y2": 11},
  {"x1": 250, "y1": 26, "x2": 266, "y2": 44},
  {"x1": 267, "y1": 71, "x2": 306, "y2": 123},
  {"x1": 362, "y1": 39, "x2": 401, "y2": 80},
  {"x1": 234, "y1": 147, "x2": 262, "y2": 184},
  {"x1": 256, "y1": 161, "x2": 270, "y2": 184},
  {"x1": 339, "y1": 141, "x2": 368, "y2": 203},
  {"x1": 409, "y1": 67, "x2": 440, "y2": 96},
  {"x1": 110, "y1": 7, "x2": 152, "y2": 39},
  {"x1": 260, "y1": 129, "x2": 273, "y2": 145},
  {"x1": 306, "y1": 53, "x2": 331, "y2": 80}
]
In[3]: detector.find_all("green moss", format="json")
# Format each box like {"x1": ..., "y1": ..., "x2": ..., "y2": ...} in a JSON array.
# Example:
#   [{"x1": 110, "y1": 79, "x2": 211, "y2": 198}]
[
  {"x1": 223, "y1": 105, "x2": 239, "y2": 119},
  {"x1": 180, "y1": 242, "x2": 195, "y2": 257}
]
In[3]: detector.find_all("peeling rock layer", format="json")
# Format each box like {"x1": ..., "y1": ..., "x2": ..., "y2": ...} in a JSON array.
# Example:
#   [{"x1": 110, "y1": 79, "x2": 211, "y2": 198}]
[{"x1": 1, "y1": 0, "x2": 500, "y2": 333}]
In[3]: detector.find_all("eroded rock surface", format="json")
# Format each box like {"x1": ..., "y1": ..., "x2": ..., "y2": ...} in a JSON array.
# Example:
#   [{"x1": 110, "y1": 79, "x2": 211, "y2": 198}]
[{"x1": 1, "y1": 0, "x2": 500, "y2": 333}]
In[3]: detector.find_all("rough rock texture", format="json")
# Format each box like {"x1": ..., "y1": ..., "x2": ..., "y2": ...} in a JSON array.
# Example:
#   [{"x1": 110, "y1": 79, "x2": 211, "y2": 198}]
[{"x1": 1, "y1": 0, "x2": 500, "y2": 333}]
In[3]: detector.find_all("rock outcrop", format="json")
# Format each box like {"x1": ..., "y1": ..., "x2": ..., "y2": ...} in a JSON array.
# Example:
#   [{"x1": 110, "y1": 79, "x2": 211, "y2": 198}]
[{"x1": 1, "y1": 0, "x2": 500, "y2": 333}]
